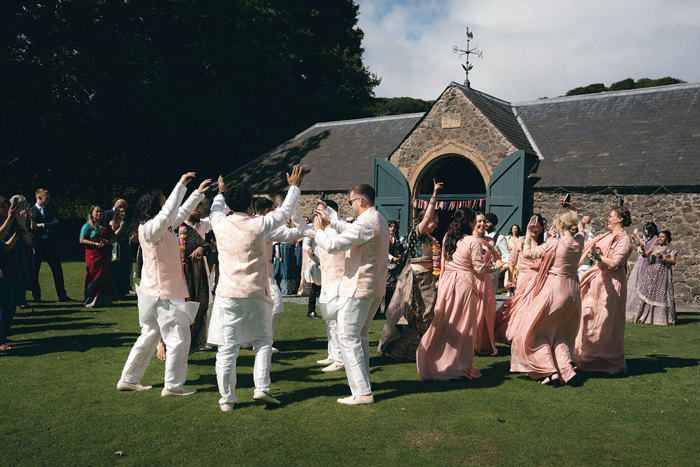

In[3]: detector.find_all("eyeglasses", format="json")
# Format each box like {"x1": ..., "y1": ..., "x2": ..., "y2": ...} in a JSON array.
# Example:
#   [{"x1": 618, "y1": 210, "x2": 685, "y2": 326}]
[{"x1": 348, "y1": 197, "x2": 361, "y2": 206}]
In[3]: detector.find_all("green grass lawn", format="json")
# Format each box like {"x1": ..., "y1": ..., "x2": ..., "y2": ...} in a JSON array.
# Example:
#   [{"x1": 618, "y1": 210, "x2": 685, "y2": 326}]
[{"x1": 2, "y1": 262, "x2": 699, "y2": 465}]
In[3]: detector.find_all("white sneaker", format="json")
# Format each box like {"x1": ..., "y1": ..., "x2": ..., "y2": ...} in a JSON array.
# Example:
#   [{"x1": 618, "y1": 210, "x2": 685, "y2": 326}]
[
  {"x1": 316, "y1": 358, "x2": 334, "y2": 365},
  {"x1": 321, "y1": 362, "x2": 345, "y2": 372},
  {"x1": 337, "y1": 394, "x2": 374, "y2": 405},
  {"x1": 271, "y1": 347, "x2": 280, "y2": 354},
  {"x1": 116, "y1": 380, "x2": 152, "y2": 391},
  {"x1": 253, "y1": 390, "x2": 281, "y2": 405},
  {"x1": 161, "y1": 387, "x2": 197, "y2": 397},
  {"x1": 220, "y1": 403, "x2": 234, "y2": 412}
]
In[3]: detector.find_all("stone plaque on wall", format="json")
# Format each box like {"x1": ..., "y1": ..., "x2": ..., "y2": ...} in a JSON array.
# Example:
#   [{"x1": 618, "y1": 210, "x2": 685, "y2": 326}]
[{"x1": 441, "y1": 114, "x2": 461, "y2": 128}]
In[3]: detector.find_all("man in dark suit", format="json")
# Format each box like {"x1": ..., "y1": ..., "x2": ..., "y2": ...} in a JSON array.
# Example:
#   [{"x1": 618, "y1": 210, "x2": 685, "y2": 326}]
[
  {"x1": 104, "y1": 198, "x2": 128, "y2": 223},
  {"x1": 29, "y1": 188, "x2": 73, "y2": 302}
]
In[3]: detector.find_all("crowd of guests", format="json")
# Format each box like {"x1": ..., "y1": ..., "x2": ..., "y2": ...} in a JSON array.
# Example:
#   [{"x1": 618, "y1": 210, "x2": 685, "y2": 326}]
[
  {"x1": 0, "y1": 172, "x2": 682, "y2": 408},
  {"x1": 377, "y1": 188, "x2": 680, "y2": 386}
]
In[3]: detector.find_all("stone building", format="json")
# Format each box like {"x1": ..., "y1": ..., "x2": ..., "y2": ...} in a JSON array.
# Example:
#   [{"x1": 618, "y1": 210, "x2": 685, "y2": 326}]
[{"x1": 225, "y1": 82, "x2": 700, "y2": 304}]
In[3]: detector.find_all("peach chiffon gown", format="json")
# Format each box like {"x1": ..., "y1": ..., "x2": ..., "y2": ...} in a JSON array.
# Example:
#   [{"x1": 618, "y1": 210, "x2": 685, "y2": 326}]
[
  {"x1": 473, "y1": 237, "x2": 497, "y2": 355},
  {"x1": 416, "y1": 236, "x2": 485, "y2": 381},
  {"x1": 510, "y1": 234, "x2": 583, "y2": 383},
  {"x1": 574, "y1": 231, "x2": 632, "y2": 374},
  {"x1": 494, "y1": 237, "x2": 542, "y2": 344}
]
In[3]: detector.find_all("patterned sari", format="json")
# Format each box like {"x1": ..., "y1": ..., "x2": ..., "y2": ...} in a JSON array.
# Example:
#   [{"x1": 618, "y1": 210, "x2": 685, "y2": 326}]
[
  {"x1": 178, "y1": 223, "x2": 211, "y2": 353},
  {"x1": 626, "y1": 244, "x2": 677, "y2": 325},
  {"x1": 83, "y1": 224, "x2": 115, "y2": 307}
]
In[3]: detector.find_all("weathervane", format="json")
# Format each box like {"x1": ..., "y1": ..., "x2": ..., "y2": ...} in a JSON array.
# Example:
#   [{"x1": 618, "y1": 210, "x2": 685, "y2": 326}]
[{"x1": 453, "y1": 27, "x2": 482, "y2": 88}]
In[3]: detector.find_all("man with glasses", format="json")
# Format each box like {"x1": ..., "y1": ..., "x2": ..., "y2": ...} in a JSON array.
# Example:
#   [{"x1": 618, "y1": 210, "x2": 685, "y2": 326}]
[{"x1": 313, "y1": 184, "x2": 389, "y2": 405}]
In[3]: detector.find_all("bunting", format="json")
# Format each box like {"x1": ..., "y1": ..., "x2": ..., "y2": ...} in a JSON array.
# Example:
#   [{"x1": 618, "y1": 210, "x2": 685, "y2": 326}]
[{"x1": 410, "y1": 198, "x2": 486, "y2": 211}]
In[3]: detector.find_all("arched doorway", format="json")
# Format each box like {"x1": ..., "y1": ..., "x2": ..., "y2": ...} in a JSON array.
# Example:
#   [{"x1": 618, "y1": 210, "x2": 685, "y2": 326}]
[{"x1": 415, "y1": 154, "x2": 487, "y2": 240}]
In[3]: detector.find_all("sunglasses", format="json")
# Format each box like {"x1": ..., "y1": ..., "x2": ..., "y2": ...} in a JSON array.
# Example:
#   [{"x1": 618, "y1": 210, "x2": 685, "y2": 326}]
[{"x1": 348, "y1": 197, "x2": 361, "y2": 206}]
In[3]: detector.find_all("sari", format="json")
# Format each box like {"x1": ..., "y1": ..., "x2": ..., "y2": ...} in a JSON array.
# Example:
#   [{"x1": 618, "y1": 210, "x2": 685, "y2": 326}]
[
  {"x1": 626, "y1": 236, "x2": 657, "y2": 310},
  {"x1": 626, "y1": 244, "x2": 677, "y2": 325},
  {"x1": 378, "y1": 229, "x2": 439, "y2": 361},
  {"x1": 574, "y1": 231, "x2": 632, "y2": 374},
  {"x1": 82, "y1": 223, "x2": 115, "y2": 307},
  {"x1": 273, "y1": 242, "x2": 299, "y2": 295},
  {"x1": 178, "y1": 223, "x2": 211, "y2": 353}
]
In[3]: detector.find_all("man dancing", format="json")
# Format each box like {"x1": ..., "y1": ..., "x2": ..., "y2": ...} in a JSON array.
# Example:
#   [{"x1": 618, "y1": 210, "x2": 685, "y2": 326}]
[
  {"x1": 208, "y1": 166, "x2": 303, "y2": 412},
  {"x1": 313, "y1": 184, "x2": 389, "y2": 405},
  {"x1": 117, "y1": 172, "x2": 210, "y2": 396}
]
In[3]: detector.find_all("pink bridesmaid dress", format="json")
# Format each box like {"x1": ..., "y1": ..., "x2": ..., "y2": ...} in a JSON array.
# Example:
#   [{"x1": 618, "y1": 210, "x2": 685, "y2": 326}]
[
  {"x1": 416, "y1": 236, "x2": 485, "y2": 381},
  {"x1": 473, "y1": 238, "x2": 497, "y2": 355},
  {"x1": 494, "y1": 237, "x2": 542, "y2": 344},
  {"x1": 574, "y1": 231, "x2": 632, "y2": 374},
  {"x1": 510, "y1": 234, "x2": 583, "y2": 383}
]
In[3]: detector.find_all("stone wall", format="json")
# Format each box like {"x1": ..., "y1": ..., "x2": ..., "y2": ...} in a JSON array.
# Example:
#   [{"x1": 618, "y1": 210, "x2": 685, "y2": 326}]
[
  {"x1": 389, "y1": 86, "x2": 518, "y2": 187},
  {"x1": 531, "y1": 190, "x2": 700, "y2": 305}
]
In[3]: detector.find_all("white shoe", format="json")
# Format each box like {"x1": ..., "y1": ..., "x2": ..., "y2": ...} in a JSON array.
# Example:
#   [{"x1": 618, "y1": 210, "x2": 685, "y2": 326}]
[
  {"x1": 253, "y1": 390, "x2": 281, "y2": 405},
  {"x1": 321, "y1": 362, "x2": 345, "y2": 372},
  {"x1": 220, "y1": 403, "x2": 234, "y2": 412},
  {"x1": 271, "y1": 347, "x2": 280, "y2": 354},
  {"x1": 161, "y1": 387, "x2": 197, "y2": 397},
  {"x1": 316, "y1": 358, "x2": 334, "y2": 365},
  {"x1": 337, "y1": 394, "x2": 374, "y2": 405},
  {"x1": 116, "y1": 380, "x2": 152, "y2": 391}
]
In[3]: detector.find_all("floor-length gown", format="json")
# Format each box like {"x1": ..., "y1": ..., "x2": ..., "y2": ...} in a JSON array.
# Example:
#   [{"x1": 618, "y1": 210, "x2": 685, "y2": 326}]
[
  {"x1": 574, "y1": 231, "x2": 632, "y2": 374},
  {"x1": 416, "y1": 236, "x2": 484, "y2": 381},
  {"x1": 510, "y1": 234, "x2": 583, "y2": 382},
  {"x1": 473, "y1": 238, "x2": 497, "y2": 355},
  {"x1": 494, "y1": 237, "x2": 541, "y2": 344},
  {"x1": 627, "y1": 244, "x2": 677, "y2": 326},
  {"x1": 626, "y1": 236, "x2": 657, "y2": 310}
]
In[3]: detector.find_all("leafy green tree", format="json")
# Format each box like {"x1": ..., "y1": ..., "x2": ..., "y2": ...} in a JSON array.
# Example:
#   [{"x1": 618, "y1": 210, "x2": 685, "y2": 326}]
[{"x1": 1, "y1": 0, "x2": 379, "y2": 218}]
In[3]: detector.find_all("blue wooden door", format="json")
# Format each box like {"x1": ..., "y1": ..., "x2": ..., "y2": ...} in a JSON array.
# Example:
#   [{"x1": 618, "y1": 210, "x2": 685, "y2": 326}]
[
  {"x1": 373, "y1": 158, "x2": 410, "y2": 237},
  {"x1": 486, "y1": 150, "x2": 539, "y2": 236}
]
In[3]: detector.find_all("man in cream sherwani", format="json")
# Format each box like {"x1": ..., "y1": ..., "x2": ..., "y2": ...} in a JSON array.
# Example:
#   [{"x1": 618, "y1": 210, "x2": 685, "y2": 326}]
[
  {"x1": 313, "y1": 184, "x2": 389, "y2": 405},
  {"x1": 310, "y1": 200, "x2": 346, "y2": 372},
  {"x1": 117, "y1": 172, "x2": 210, "y2": 396},
  {"x1": 208, "y1": 166, "x2": 303, "y2": 412}
]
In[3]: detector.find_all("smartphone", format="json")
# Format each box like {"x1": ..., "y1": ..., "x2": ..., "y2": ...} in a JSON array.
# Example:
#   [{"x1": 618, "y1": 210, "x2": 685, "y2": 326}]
[
  {"x1": 11, "y1": 197, "x2": 18, "y2": 208},
  {"x1": 633, "y1": 228, "x2": 638, "y2": 234}
]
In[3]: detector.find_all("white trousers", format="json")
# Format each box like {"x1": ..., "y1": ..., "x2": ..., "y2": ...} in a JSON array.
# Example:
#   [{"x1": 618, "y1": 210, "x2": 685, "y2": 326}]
[
  {"x1": 336, "y1": 296, "x2": 382, "y2": 396},
  {"x1": 319, "y1": 297, "x2": 343, "y2": 364},
  {"x1": 269, "y1": 278, "x2": 284, "y2": 336},
  {"x1": 120, "y1": 298, "x2": 191, "y2": 391},
  {"x1": 209, "y1": 295, "x2": 273, "y2": 405}
]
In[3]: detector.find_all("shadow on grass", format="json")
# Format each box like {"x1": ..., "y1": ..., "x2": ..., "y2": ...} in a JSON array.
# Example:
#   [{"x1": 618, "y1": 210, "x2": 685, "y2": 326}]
[
  {"x1": 12, "y1": 315, "x2": 93, "y2": 326},
  {"x1": 626, "y1": 354, "x2": 698, "y2": 376},
  {"x1": 9, "y1": 331, "x2": 140, "y2": 357},
  {"x1": 675, "y1": 312, "x2": 699, "y2": 326}
]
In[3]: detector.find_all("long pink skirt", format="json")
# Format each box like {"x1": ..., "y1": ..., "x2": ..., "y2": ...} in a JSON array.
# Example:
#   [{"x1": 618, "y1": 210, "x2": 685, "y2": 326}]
[
  {"x1": 473, "y1": 272, "x2": 497, "y2": 355},
  {"x1": 510, "y1": 275, "x2": 580, "y2": 382},
  {"x1": 416, "y1": 270, "x2": 482, "y2": 381},
  {"x1": 574, "y1": 268, "x2": 627, "y2": 373},
  {"x1": 494, "y1": 269, "x2": 538, "y2": 344}
]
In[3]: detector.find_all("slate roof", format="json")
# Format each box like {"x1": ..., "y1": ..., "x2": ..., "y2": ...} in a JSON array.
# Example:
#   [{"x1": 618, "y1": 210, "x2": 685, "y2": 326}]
[
  {"x1": 224, "y1": 113, "x2": 423, "y2": 193},
  {"x1": 515, "y1": 82, "x2": 700, "y2": 188},
  {"x1": 453, "y1": 83, "x2": 534, "y2": 152}
]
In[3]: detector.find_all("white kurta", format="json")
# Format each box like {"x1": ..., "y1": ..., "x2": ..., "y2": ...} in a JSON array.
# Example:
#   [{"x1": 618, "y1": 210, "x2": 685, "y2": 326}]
[
  {"x1": 120, "y1": 182, "x2": 203, "y2": 391},
  {"x1": 208, "y1": 186, "x2": 299, "y2": 405},
  {"x1": 314, "y1": 207, "x2": 389, "y2": 396}
]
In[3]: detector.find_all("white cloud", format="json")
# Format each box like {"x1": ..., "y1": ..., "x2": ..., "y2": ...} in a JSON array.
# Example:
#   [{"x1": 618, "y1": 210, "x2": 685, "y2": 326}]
[{"x1": 356, "y1": 0, "x2": 700, "y2": 102}]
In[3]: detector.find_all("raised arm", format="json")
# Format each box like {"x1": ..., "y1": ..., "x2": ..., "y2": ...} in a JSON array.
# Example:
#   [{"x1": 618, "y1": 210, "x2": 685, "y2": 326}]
[
  {"x1": 416, "y1": 179, "x2": 443, "y2": 236},
  {"x1": 141, "y1": 173, "x2": 195, "y2": 243},
  {"x1": 171, "y1": 178, "x2": 210, "y2": 229},
  {"x1": 260, "y1": 165, "x2": 303, "y2": 235},
  {"x1": 315, "y1": 219, "x2": 374, "y2": 254}
]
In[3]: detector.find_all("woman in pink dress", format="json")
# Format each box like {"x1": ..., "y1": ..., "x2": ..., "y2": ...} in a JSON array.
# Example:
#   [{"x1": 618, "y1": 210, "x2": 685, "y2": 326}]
[
  {"x1": 472, "y1": 212, "x2": 502, "y2": 355},
  {"x1": 416, "y1": 208, "x2": 483, "y2": 381},
  {"x1": 494, "y1": 214, "x2": 544, "y2": 344},
  {"x1": 510, "y1": 210, "x2": 584, "y2": 385},
  {"x1": 574, "y1": 206, "x2": 632, "y2": 374}
]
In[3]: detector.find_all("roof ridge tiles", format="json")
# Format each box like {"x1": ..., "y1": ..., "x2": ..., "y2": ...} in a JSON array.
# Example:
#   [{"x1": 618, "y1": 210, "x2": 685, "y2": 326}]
[{"x1": 515, "y1": 81, "x2": 700, "y2": 106}]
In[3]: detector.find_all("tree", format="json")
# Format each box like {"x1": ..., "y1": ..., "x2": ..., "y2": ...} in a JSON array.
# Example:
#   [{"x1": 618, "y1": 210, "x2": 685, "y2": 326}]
[
  {"x1": 565, "y1": 77, "x2": 685, "y2": 96},
  {"x1": 1, "y1": 0, "x2": 379, "y2": 217}
]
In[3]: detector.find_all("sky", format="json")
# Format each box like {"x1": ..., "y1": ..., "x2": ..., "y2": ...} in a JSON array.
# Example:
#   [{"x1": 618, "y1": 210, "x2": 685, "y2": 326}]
[{"x1": 355, "y1": 0, "x2": 700, "y2": 102}]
